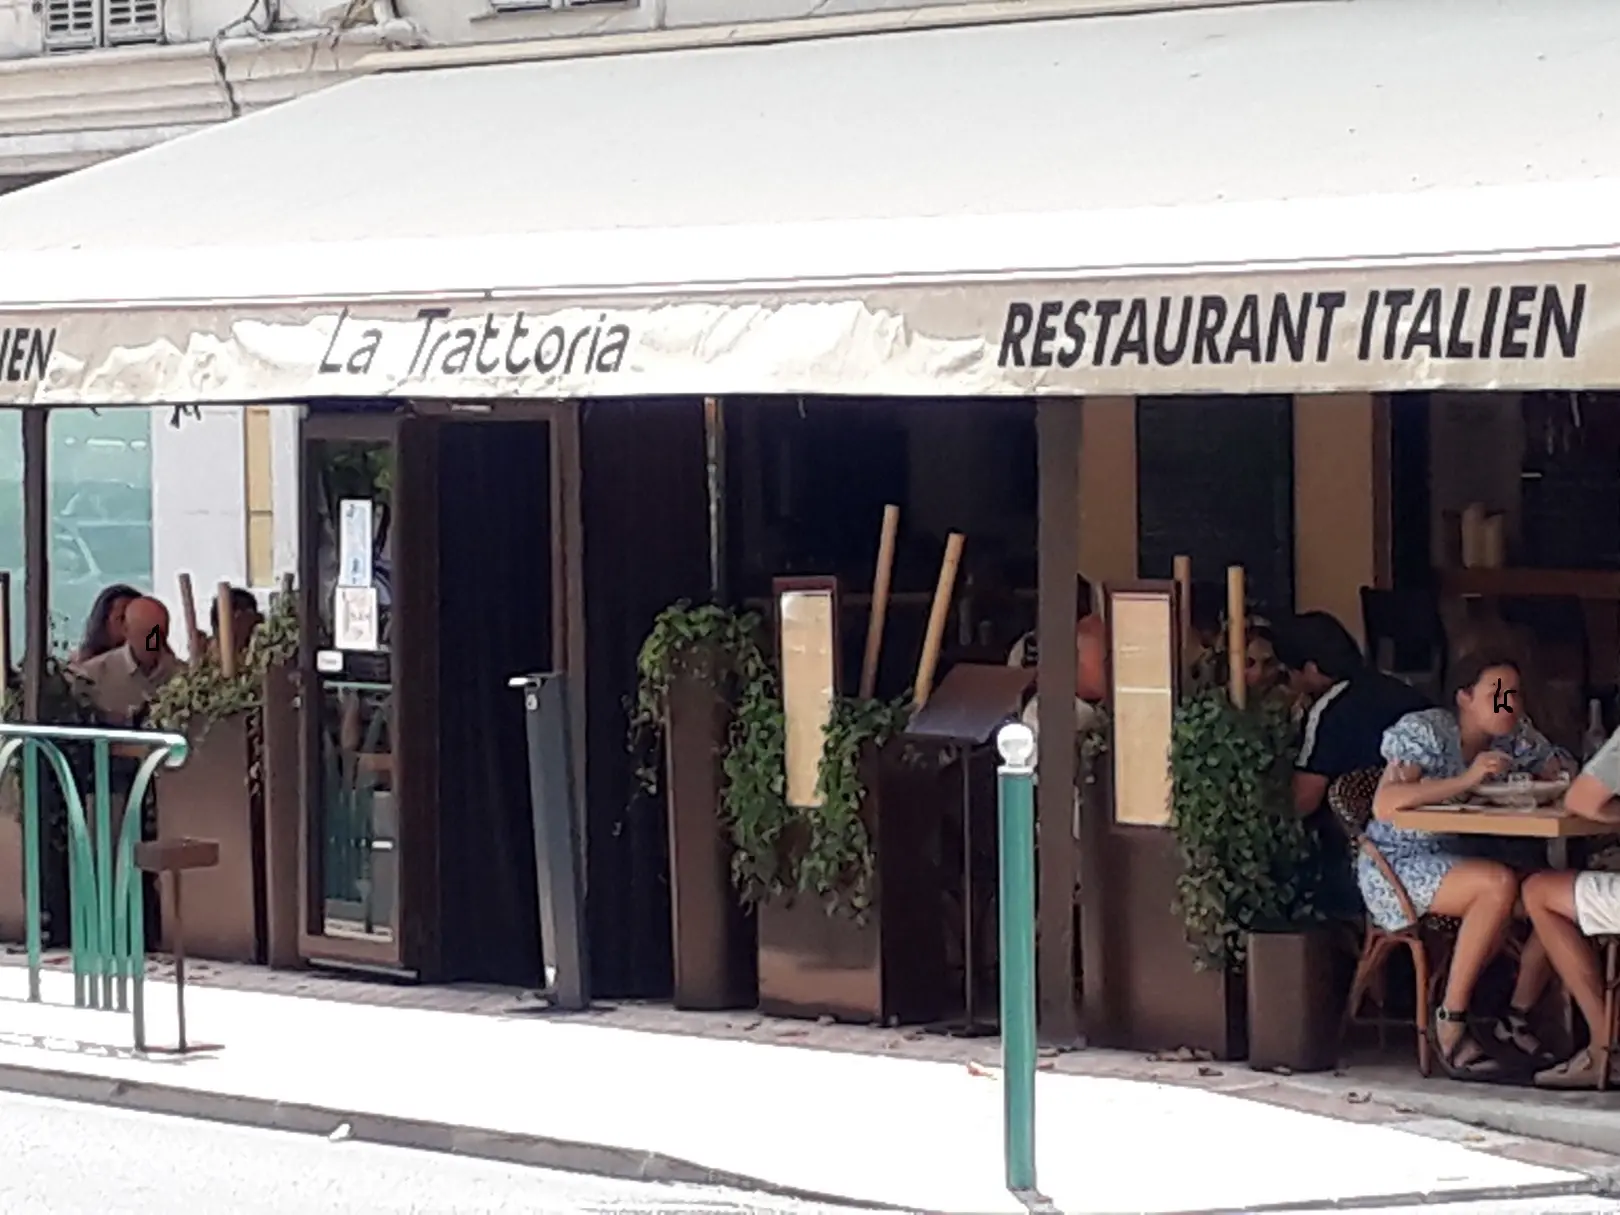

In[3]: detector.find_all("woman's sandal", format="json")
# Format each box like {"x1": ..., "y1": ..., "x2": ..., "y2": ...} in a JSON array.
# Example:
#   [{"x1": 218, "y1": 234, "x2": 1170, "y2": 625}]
[
  {"x1": 1534, "y1": 1048, "x2": 1614, "y2": 1090},
  {"x1": 1432, "y1": 1007, "x2": 1509, "y2": 1083},
  {"x1": 1494, "y1": 1008, "x2": 1560, "y2": 1070}
]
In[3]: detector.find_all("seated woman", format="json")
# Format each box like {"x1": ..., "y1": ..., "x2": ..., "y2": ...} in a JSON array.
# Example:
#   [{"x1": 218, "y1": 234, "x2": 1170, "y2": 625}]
[{"x1": 1363, "y1": 650, "x2": 1568, "y2": 1080}]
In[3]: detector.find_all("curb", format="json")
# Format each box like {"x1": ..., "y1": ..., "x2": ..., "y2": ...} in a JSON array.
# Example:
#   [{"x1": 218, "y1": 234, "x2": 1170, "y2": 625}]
[
  {"x1": 0, "y1": 1061, "x2": 903, "y2": 1211},
  {"x1": 0, "y1": 1058, "x2": 1610, "y2": 1214},
  {"x1": 1363, "y1": 1086, "x2": 1620, "y2": 1163}
]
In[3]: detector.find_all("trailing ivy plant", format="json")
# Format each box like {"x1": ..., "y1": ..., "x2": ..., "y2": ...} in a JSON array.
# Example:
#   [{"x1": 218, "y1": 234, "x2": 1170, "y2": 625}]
[
  {"x1": 628, "y1": 602, "x2": 766, "y2": 794},
  {"x1": 146, "y1": 588, "x2": 299, "y2": 743},
  {"x1": 1169, "y1": 681, "x2": 1316, "y2": 972},
  {"x1": 797, "y1": 693, "x2": 912, "y2": 919},
  {"x1": 1079, "y1": 702, "x2": 1111, "y2": 786},
  {"x1": 630, "y1": 601, "x2": 913, "y2": 920}
]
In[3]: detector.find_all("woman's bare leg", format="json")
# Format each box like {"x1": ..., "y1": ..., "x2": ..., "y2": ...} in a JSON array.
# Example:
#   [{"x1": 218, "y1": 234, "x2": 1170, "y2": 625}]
[{"x1": 1427, "y1": 859, "x2": 1520, "y2": 1064}]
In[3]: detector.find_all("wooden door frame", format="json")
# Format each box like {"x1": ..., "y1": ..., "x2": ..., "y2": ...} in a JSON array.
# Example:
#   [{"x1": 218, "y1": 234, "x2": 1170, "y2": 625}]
[
  {"x1": 295, "y1": 400, "x2": 587, "y2": 981},
  {"x1": 297, "y1": 410, "x2": 410, "y2": 970}
]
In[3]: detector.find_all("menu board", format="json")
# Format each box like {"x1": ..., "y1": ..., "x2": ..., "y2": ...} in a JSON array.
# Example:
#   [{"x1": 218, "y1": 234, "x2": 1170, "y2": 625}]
[
  {"x1": 779, "y1": 588, "x2": 838, "y2": 809},
  {"x1": 1109, "y1": 589, "x2": 1177, "y2": 828}
]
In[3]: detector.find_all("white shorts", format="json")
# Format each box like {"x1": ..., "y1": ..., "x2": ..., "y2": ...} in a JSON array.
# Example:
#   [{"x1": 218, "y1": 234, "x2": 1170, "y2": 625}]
[{"x1": 1574, "y1": 871, "x2": 1620, "y2": 936}]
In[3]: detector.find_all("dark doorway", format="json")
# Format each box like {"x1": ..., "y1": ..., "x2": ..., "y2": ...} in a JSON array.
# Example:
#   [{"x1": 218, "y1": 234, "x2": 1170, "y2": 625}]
[
  {"x1": 434, "y1": 418, "x2": 553, "y2": 986},
  {"x1": 1136, "y1": 396, "x2": 1296, "y2": 618}
]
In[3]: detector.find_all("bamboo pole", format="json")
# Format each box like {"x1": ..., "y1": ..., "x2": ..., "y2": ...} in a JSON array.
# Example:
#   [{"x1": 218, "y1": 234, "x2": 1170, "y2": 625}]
[
  {"x1": 176, "y1": 573, "x2": 203, "y2": 666},
  {"x1": 1172, "y1": 554, "x2": 1192, "y2": 677},
  {"x1": 1227, "y1": 565, "x2": 1247, "y2": 709},
  {"x1": 858, "y1": 504, "x2": 901, "y2": 699},
  {"x1": 216, "y1": 581, "x2": 237, "y2": 679},
  {"x1": 913, "y1": 531, "x2": 965, "y2": 707}
]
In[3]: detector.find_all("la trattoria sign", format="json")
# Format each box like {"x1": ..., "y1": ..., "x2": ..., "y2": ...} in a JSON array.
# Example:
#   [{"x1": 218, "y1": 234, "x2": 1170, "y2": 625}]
[{"x1": 0, "y1": 261, "x2": 1613, "y2": 405}]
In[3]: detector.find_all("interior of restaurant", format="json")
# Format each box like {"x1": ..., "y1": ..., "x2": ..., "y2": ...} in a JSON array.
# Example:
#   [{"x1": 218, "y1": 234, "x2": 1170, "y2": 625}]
[{"x1": 265, "y1": 388, "x2": 1620, "y2": 1063}]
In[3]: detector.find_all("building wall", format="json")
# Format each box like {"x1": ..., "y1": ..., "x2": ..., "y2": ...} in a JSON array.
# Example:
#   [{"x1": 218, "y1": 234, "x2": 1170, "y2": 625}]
[
  {"x1": 1294, "y1": 393, "x2": 1383, "y2": 643},
  {"x1": 1078, "y1": 394, "x2": 1387, "y2": 641},
  {"x1": 148, "y1": 403, "x2": 296, "y2": 658},
  {"x1": 1079, "y1": 396, "x2": 1137, "y2": 589}
]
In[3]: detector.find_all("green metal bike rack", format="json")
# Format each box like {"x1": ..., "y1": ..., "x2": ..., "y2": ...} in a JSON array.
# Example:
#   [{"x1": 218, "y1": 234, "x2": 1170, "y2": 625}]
[{"x1": 0, "y1": 723, "x2": 188, "y2": 1050}]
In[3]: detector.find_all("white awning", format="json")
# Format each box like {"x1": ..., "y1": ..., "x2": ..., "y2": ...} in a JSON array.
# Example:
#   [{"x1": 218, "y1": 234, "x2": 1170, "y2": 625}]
[{"x1": 0, "y1": 0, "x2": 1617, "y2": 404}]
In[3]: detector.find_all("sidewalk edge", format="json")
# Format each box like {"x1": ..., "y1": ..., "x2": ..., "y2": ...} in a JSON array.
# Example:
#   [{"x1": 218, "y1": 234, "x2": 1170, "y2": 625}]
[{"x1": 0, "y1": 1060, "x2": 904, "y2": 1211}]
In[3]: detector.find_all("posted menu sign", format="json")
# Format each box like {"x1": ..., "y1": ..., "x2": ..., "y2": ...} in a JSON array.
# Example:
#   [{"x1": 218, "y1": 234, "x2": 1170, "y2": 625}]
[{"x1": 0, "y1": 261, "x2": 1614, "y2": 405}]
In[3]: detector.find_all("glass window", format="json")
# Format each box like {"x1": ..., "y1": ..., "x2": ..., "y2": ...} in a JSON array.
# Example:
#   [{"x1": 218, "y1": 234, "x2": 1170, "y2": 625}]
[
  {"x1": 49, "y1": 409, "x2": 154, "y2": 655},
  {"x1": 0, "y1": 408, "x2": 154, "y2": 662}
]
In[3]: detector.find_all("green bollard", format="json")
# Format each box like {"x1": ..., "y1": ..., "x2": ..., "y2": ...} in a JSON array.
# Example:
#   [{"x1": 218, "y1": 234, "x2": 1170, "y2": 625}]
[{"x1": 996, "y1": 721, "x2": 1038, "y2": 1195}]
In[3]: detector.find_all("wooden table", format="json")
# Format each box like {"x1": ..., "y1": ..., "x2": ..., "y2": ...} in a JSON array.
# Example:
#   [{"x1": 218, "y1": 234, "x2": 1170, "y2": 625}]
[{"x1": 1390, "y1": 805, "x2": 1614, "y2": 839}]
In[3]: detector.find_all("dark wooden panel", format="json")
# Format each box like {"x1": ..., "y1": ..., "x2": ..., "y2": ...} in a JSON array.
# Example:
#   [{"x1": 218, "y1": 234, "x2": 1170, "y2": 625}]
[
  {"x1": 580, "y1": 398, "x2": 711, "y2": 999},
  {"x1": 1136, "y1": 396, "x2": 1295, "y2": 616}
]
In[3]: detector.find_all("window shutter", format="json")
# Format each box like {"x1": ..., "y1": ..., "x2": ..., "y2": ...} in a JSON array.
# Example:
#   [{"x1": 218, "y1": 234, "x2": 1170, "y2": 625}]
[
  {"x1": 103, "y1": 0, "x2": 163, "y2": 45},
  {"x1": 41, "y1": 0, "x2": 99, "y2": 51}
]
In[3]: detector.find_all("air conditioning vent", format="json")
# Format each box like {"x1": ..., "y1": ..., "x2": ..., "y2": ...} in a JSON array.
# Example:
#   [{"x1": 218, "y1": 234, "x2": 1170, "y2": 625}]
[
  {"x1": 42, "y1": 0, "x2": 99, "y2": 51},
  {"x1": 104, "y1": 0, "x2": 163, "y2": 44}
]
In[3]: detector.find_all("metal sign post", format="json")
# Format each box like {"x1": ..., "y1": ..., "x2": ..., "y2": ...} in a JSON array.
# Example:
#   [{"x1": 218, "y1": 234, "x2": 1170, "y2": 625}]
[
  {"x1": 509, "y1": 671, "x2": 590, "y2": 1010},
  {"x1": 996, "y1": 721, "x2": 1038, "y2": 1194}
]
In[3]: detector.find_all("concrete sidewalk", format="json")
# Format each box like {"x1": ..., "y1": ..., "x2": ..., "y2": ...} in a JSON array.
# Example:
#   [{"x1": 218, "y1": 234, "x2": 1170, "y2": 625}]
[{"x1": 0, "y1": 966, "x2": 1611, "y2": 1214}]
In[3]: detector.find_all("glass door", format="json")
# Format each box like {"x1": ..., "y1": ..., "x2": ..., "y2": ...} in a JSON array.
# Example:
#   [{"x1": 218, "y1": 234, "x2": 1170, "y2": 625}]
[{"x1": 299, "y1": 415, "x2": 402, "y2": 966}]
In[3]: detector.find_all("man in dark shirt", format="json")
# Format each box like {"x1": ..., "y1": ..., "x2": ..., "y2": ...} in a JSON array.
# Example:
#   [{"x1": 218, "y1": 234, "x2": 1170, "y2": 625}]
[{"x1": 1271, "y1": 611, "x2": 1432, "y2": 917}]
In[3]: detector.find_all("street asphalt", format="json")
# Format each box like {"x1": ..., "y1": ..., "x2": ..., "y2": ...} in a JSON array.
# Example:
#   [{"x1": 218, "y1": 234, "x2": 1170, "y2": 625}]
[{"x1": 0, "y1": 1090, "x2": 869, "y2": 1215}]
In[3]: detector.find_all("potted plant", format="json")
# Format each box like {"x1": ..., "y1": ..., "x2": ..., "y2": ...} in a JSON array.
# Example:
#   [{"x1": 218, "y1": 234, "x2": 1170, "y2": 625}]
[
  {"x1": 1170, "y1": 667, "x2": 1330, "y2": 1072},
  {"x1": 630, "y1": 602, "x2": 768, "y2": 1010},
  {"x1": 750, "y1": 691, "x2": 937, "y2": 1024},
  {"x1": 145, "y1": 589, "x2": 299, "y2": 965},
  {"x1": 633, "y1": 601, "x2": 939, "y2": 1024}
]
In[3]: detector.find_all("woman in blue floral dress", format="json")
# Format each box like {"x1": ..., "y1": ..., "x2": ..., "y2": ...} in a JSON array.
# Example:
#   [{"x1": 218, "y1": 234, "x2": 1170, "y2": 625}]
[{"x1": 1364, "y1": 650, "x2": 1573, "y2": 1080}]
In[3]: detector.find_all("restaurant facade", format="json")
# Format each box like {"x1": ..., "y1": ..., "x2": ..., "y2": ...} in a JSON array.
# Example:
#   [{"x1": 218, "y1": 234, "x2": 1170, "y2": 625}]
[{"x1": 0, "y1": 0, "x2": 1615, "y2": 1047}]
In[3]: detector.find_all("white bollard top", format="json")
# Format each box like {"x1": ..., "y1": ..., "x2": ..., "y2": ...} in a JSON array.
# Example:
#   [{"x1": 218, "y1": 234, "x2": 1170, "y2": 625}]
[{"x1": 996, "y1": 721, "x2": 1036, "y2": 772}]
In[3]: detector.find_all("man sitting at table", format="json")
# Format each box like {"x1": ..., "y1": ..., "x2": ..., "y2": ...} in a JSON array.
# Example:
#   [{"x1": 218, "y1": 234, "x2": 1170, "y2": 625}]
[
  {"x1": 1522, "y1": 728, "x2": 1620, "y2": 1089},
  {"x1": 1274, "y1": 612, "x2": 1432, "y2": 815},
  {"x1": 70, "y1": 596, "x2": 183, "y2": 728},
  {"x1": 1271, "y1": 612, "x2": 1431, "y2": 917}
]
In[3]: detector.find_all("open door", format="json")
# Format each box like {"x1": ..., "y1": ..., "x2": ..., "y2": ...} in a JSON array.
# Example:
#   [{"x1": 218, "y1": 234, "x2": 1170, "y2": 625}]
[{"x1": 297, "y1": 410, "x2": 427, "y2": 972}]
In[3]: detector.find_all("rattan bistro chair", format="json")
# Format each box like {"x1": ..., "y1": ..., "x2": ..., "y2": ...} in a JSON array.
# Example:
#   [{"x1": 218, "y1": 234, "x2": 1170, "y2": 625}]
[
  {"x1": 1328, "y1": 767, "x2": 1461, "y2": 1077},
  {"x1": 1593, "y1": 938, "x2": 1620, "y2": 1092}
]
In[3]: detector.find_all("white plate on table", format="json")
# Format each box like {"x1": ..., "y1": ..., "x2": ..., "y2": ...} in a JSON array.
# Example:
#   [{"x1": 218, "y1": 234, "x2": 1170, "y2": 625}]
[{"x1": 1472, "y1": 776, "x2": 1570, "y2": 806}]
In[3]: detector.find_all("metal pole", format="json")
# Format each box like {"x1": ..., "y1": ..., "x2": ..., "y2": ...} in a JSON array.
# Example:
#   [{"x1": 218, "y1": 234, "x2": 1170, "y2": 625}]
[
  {"x1": 703, "y1": 397, "x2": 728, "y2": 602},
  {"x1": 996, "y1": 721, "x2": 1038, "y2": 1194}
]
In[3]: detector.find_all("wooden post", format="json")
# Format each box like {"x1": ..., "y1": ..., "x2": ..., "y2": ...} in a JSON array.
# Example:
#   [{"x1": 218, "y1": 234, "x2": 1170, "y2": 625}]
[
  {"x1": 859, "y1": 505, "x2": 901, "y2": 700},
  {"x1": 215, "y1": 581, "x2": 236, "y2": 679},
  {"x1": 703, "y1": 396, "x2": 728, "y2": 602},
  {"x1": 913, "y1": 531, "x2": 965, "y2": 707},
  {"x1": 1035, "y1": 397, "x2": 1081, "y2": 1043},
  {"x1": 1172, "y1": 555, "x2": 1192, "y2": 676},
  {"x1": 176, "y1": 574, "x2": 203, "y2": 665},
  {"x1": 1227, "y1": 565, "x2": 1247, "y2": 709}
]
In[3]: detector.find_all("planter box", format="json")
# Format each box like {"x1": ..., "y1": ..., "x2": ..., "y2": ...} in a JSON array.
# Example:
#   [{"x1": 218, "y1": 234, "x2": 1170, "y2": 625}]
[
  {"x1": 0, "y1": 813, "x2": 24, "y2": 943},
  {"x1": 1246, "y1": 926, "x2": 1339, "y2": 1073},
  {"x1": 155, "y1": 712, "x2": 263, "y2": 964},
  {"x1": 757, "y1": 743, "x2": 947, "y2": 1025},
  {"x1": 663, "y1": 670, "x2": 756, "y2": 1010},
  {"x1": 0, "y1": 781, "x2": 75, "y2": 950},
  {"x1": 260, "y1": 664, "x2": 302, "y2": 969}
]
